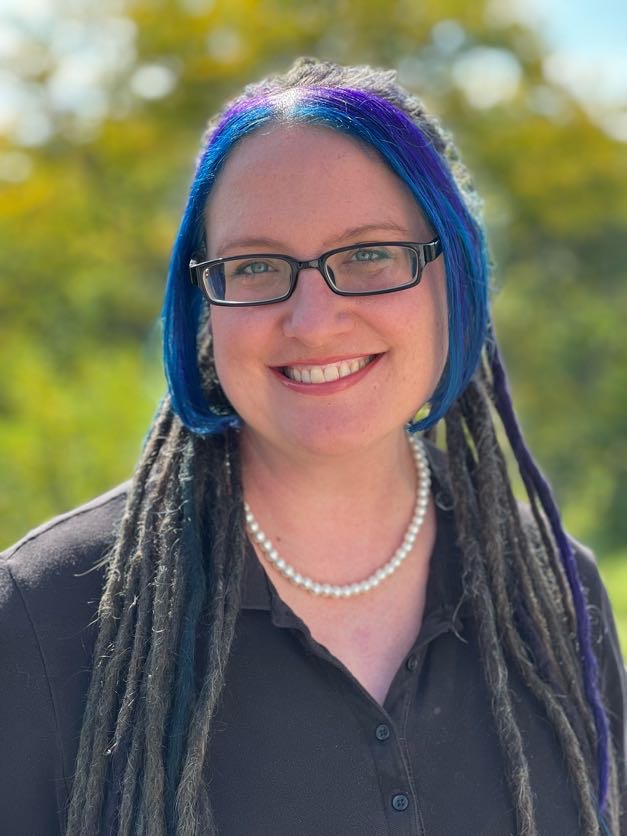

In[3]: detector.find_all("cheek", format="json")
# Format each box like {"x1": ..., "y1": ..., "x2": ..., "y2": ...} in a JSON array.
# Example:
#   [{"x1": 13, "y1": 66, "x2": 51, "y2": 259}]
[
  {"x1": 406, "y1": 267, "x2": 448, "y2": 344},
  {"x1": 209, "y1": 309, "x2": 270, "y2": 399},
  {"x1": 208, "y1": 312, "x2": 238, "y2": 390},
  {"x1": 427, "y1": 267, "x2": 449, "y2": 374}
]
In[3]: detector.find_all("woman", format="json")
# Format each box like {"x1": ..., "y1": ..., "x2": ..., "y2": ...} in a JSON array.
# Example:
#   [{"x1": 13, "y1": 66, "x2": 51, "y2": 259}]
[{"x1": 1, "y1": 58, "x2": 624, "y2": 835}]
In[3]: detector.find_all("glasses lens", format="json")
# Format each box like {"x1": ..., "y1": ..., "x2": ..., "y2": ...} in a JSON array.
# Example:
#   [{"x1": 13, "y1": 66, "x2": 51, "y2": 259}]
[
  {"x1": 326, "y1": 245, "x2": 419, "y2": 293},
  {"x1": 201, "y1": 257, "x2": 292, "y2": 303}
]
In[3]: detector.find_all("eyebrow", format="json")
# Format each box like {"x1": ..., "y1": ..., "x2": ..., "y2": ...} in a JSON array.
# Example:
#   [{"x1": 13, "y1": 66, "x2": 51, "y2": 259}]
[{"x1": 214, "y1": 221, "x2": 414, "y2": 255}]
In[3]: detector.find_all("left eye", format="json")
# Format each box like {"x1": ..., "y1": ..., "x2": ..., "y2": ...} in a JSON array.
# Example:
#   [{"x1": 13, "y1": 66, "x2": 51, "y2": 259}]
[
  {"x1": 350, "y1": 248, "x2": 391, "y2": 262},
  {"x1": 235, "y1": 260, "x2": 276, "y2": 275}
]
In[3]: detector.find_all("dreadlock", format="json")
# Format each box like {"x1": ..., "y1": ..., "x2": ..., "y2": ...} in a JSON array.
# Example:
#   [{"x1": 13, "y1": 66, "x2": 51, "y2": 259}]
[
  {"x1": 65, "y1": 58, "x2": 621, "y2": 835},
  {"x1": 445, "y1": 363, "x2": 619, "y2": 835}
]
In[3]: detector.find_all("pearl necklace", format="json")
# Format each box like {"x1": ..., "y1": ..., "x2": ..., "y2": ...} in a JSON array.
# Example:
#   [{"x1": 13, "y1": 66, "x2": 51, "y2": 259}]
[{"x1": 244, "y1": 435, "x2": 430, "y2": 598}]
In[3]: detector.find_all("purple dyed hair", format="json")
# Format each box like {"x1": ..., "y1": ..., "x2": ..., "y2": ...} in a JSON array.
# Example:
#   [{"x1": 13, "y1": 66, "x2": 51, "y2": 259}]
[{"x1": 488, "y1": 337, "x2": 610, "y2": 811}]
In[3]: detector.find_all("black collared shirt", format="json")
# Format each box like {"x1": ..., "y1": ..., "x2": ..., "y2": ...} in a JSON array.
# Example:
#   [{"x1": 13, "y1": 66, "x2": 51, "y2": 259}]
[{"x1": 1, "y1": 456, "x2": 625, "y2": 835}]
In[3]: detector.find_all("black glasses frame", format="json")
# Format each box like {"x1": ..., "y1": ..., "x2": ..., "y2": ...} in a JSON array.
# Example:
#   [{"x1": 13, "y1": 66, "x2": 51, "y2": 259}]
[{"x1": 188, "y1": 239, "x2": 442, "y2": 307}]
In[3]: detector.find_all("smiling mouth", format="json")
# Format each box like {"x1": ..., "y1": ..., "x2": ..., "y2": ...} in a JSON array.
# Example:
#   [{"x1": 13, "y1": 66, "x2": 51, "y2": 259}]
[{"x1": 280, "y1": 355, "x2": 375, "y2": 384}]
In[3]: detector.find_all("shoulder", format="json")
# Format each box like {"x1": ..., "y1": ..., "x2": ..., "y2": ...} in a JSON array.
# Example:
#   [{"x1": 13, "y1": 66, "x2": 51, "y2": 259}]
[
  {"x1": 0, "y1": 479, "x2": 129, "y2": 654},
  {"x1": 423, "y1": 442, "x2": 624, "y2": 690},
  {"x1": 0, "y1": 484, "x2": 130, "y2": 831},
  {"x1": 572, "y1": 540, "x2": 627, "y2": 807},
  {"x1": 2, "y1": 481, "x2": 129, "y2": 581},
  {"x1": 0, "y1": 482, "x2": 130, "y2": 686},
  {"x1": 568, "y1": 538, "x2": 622, "y2": 665},
  {"x1": 0, "y1": 481, "x2": 129, "y2": 654},
  {"x1": 570, "y1": 538, "x2": 625, "y2": 680}
]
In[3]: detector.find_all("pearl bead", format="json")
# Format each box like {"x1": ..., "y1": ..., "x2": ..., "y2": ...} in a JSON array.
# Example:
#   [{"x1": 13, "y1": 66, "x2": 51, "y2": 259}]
[{"x1": 244, "y1": 434, "x2": 431, "y2": 599}]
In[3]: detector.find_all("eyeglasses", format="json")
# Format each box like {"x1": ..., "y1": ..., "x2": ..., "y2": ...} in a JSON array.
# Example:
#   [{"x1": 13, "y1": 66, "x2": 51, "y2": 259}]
[{"x1": 189, "y1": 239, "x2": 442, "y2": 306}]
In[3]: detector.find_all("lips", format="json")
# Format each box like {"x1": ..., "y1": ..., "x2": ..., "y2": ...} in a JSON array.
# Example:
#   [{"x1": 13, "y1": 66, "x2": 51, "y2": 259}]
[{"x1": 281, "y1": 355, "x2": 374, "y2": 384}]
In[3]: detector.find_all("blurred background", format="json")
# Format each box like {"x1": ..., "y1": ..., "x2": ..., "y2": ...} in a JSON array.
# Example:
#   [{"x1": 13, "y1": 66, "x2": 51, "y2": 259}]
[{"x1": 1, "y1": 0, "x2": 625, "y2": 647}]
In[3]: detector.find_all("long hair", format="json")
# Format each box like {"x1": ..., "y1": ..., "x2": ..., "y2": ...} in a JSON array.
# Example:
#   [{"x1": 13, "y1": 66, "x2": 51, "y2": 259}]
[{"x1": 65, "y1": 58, "x2": 619, "y2": 835}]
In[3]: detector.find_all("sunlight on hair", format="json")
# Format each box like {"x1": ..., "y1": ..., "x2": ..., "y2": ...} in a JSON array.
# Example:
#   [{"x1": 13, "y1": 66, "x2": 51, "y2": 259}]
[{"x1": 271, "y1": 87, "x2": 305, "y2": 117}]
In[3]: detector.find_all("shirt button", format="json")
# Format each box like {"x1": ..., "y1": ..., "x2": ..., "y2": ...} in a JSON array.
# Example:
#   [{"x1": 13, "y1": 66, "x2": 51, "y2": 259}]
[
  {"x1": 406, "y1": 654, "x2": 418, "y2": 671},
  {"x1": 375, "y1": 723, "x2": 390, "y2": 741},
  {"x1": 391, "y1": 793, "x2": 409, "y2": 812}
]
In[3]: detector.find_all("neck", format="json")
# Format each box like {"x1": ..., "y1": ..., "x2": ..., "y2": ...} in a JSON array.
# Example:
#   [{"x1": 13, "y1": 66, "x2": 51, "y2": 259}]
[
  {"x1": 242, "y1": 428, "x2": 416, "y2": 506},
  {"x1": 240, "y1": 429, "x2": 425, "y2": 585}
]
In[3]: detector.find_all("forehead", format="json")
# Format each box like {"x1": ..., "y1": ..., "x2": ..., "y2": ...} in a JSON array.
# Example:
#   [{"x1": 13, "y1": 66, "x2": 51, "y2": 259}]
[
  {"x1": 217, "y1": 122, "x2": 382, "y2": 176},
  {"x1": 205, "y1": 124, "x2": 431, "y2": 254}
]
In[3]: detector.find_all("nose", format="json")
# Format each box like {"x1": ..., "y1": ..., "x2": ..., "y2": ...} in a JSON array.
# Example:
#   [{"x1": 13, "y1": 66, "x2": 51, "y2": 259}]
[{"x1": 281, "y1": 266, "x2": 355, "y2": 346}]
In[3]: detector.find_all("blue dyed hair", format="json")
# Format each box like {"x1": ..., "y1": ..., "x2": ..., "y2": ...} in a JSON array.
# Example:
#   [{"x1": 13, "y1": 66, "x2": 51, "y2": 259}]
[{"x1": 162, "y1": 82, "x2": 490, "y2": 435}]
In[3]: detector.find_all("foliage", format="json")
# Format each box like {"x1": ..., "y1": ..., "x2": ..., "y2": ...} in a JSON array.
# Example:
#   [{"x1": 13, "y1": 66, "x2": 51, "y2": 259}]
[
  {"x1": 1, "y1": 0, "x2": 626, "y2": 644},
  {"x1": 599, "y1": 558, "x2": 627, "y2": 656}
]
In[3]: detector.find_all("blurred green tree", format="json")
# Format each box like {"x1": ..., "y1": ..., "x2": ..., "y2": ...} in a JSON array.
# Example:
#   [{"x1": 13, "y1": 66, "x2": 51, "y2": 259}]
[{"x1": 1, "y1": 0, "x2": 626, "y2": 572}]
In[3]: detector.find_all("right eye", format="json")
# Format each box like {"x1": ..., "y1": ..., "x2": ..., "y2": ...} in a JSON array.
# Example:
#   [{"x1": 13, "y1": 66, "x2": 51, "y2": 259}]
[
  {"x1": 233, "y1": 260, "x2": 277, "y2": 276},
  {"x1": 348, "y1": 247, "x2": 392, "y2": 263}
]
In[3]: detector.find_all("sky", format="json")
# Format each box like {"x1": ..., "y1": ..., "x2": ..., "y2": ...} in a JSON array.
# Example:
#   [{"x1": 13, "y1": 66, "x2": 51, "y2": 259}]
[{"x1": 507, "y1": 0, "x2": 627, "y2": 107}]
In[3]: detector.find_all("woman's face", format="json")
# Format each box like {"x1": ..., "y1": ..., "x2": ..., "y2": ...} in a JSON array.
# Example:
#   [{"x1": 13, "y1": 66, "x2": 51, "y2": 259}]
[{"x1": 206, "y1": 124, "x2": 448, "y2": 459}]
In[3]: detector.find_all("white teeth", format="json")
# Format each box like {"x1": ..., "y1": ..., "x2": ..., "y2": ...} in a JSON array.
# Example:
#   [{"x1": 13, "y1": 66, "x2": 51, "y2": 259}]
[{"x1": 284, "y1": 356, "x2": 372, "y2": 384}]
